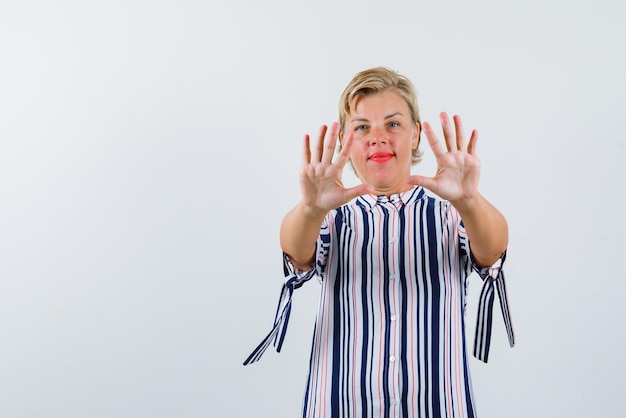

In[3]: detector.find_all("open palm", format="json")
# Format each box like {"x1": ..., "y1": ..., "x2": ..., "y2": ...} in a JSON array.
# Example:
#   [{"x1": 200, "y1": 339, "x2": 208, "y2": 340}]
[
  {"x1": 407, "y1": 112, "x2": 481, "y2": 203},
  {"x1": 299, "y1": 123, "x2": 372, "y2": 215}
]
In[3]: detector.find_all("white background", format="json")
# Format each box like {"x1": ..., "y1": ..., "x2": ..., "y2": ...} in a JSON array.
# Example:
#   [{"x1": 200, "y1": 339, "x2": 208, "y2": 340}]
[{"x1": 1, "y1": 0, "x2": 624, "y2": 417}]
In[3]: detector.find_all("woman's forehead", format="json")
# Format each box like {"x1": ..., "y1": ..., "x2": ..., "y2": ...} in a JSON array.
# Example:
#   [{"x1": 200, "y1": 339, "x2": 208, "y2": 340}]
[{"x1": 349, "y1": 92, "x2": 410, "y2": 121}]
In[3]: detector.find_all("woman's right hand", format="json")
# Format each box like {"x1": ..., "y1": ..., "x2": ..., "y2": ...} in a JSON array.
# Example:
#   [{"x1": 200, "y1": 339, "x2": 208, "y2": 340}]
[{"x1": 299, "y1": 122, "x2": 372, "y2": 217}]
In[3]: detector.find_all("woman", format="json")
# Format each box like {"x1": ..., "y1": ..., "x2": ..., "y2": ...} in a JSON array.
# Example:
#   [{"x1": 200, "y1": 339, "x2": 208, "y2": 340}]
[{"x1": 245, "y1": 67, "x2": 515, "y2": 418}]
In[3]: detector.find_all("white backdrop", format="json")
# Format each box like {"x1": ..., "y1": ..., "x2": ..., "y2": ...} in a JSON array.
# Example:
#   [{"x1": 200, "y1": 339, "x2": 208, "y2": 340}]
[{"x1": 1, "y1": 0, "x2": 624, "y2": 417}]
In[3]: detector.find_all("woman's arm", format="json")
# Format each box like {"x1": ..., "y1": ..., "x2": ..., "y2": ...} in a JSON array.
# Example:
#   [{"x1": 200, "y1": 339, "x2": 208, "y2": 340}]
[
  {"x1": 281, "y1": 122, "x2": 372, "y2": 270},
  {"x1": 407, "y1": 112, "x2": 508, "y2": 267}
]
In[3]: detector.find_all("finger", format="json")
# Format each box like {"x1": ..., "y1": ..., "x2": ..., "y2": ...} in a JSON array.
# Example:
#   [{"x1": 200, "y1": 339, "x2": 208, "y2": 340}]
[
  {"x1": 302, "y1": 134, "x2": 311, "y2": 164},
  {"x1": 312, "y1": 125, "x2": 327, "y2": 162},
  {"x1": 467, "y1": 129, "x2": 479, "y2": 155},
  {"x1": 334, "y1": 131, "x2": 354, "y2": 168},
  {"x1": 453, "y1": 114, "x2": 467, "y2": 151},
  {"x1": 344, "y1": 183, "x2": 374, "y2": 201},
  {"x1": 406, "y1": 174, "x2": 437, "y2": 192},
  {"x1": 422, "y1": 121, "x2": 446, "y2": 157},
  {"x1": 440, "y1": 112, "x2": 456, "y2": 151},
  {"x1": 321, "y1": 122, "x2": 340, "y2": 164}
]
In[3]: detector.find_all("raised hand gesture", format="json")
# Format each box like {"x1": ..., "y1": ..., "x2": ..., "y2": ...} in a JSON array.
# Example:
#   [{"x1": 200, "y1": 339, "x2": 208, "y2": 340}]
[
  {"x1": 299, "y1": 122, "x2": 372, "y2": 216},
  {"x1": 407, "y1": 112, "x2": 481, "y2": 205}
]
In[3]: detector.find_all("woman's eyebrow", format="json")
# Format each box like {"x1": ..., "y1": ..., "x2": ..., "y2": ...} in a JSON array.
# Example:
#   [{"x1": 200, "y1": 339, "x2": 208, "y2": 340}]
[
  {"x1": 350, "y1": 112, "x2": 402, "y2": 123},
  {"x1": 350, "y1": 117, "x2": 369, "y2": 123}
]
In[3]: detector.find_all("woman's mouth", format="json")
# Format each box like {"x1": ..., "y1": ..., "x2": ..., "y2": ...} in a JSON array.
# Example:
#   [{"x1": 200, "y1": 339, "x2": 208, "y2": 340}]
[{"x1": 369, "y1": 152, "x2": 393, "y2": 163}]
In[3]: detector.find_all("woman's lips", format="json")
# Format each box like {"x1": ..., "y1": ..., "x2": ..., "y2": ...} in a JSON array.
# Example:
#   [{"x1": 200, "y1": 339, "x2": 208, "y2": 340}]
[{"x1": 369, "y1": 152, "x2": 393, "y2": 163}]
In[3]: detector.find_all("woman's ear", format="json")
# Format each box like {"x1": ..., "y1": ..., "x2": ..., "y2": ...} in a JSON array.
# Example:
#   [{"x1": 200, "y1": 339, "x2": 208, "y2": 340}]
[{"x1": 412, "y1": 122, "x2": 421, "y2": 149}]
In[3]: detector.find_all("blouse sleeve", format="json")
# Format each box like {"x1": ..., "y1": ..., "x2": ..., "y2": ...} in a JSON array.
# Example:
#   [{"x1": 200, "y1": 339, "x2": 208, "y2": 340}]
[
  {"x1": 471, "y1": 251, "x2": 515, "y2": 362},
  {"x1": 243, "y1": 217, "x2": 331, "y2": 366},
  {"x1": 458, "y1": 219, "x2": 516, "y2": 363}
]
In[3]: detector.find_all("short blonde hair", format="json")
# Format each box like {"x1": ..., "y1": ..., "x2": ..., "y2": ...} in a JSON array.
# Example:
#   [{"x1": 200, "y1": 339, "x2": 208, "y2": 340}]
[{"x1": 339, "y1": 67, "x2": 423, "y2": 165}]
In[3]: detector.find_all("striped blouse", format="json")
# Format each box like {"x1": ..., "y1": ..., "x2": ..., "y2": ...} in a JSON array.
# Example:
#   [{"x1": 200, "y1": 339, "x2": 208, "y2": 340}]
[{"x1": 245, "y1": 186, "x2": 514, "y2": 418}]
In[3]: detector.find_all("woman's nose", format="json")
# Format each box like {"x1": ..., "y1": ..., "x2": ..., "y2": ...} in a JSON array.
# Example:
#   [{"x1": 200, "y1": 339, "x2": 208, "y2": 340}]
[{"x1": 369, "y1": 128, "x2": 388, "y2": 145}]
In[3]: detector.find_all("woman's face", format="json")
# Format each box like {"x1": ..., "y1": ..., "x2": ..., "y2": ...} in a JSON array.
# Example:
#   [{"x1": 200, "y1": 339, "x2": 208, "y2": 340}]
[{"x1": 342, "y1": 90, "x2": 420, "y2": 196}]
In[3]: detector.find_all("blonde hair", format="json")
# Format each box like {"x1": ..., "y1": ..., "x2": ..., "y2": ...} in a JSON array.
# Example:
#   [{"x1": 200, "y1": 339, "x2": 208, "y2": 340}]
[{"x1": 338, "y1": 66, "x2": 423, "y2": 165}]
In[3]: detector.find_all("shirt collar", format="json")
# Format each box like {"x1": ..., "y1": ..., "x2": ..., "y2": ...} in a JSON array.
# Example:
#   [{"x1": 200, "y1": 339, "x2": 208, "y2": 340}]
[{"x1": 356, "y1": 186, "x2": 426, "y2": 211}]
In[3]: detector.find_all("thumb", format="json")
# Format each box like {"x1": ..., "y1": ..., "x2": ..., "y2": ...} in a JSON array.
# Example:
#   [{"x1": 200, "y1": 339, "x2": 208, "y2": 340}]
[
  {"x1": 406, "y1": 175, "x2": 436, "y2": 191},
  {"x1": 344, "y1": 183, "x2": 374, "y2": 201}
]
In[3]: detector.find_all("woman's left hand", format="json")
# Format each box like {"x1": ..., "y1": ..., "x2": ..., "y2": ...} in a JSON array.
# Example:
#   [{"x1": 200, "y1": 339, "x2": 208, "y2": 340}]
[{"x1": 407, "y1": 112, "x2": 481, "y2": 205}]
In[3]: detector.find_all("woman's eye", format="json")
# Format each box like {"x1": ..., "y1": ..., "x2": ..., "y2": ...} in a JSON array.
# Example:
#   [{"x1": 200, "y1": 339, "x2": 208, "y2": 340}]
[
  {"x1": 355, "y1": 125, "x2": 368, "y2": 132},
  {"x1": 388, "y1": 121, "x2": 399, "y2": 128}
]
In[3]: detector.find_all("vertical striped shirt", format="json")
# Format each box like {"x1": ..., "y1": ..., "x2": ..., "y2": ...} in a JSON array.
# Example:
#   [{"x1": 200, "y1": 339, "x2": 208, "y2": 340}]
[{"x1": 245, "y1": 186, "x2": 514, "y2": 417}]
